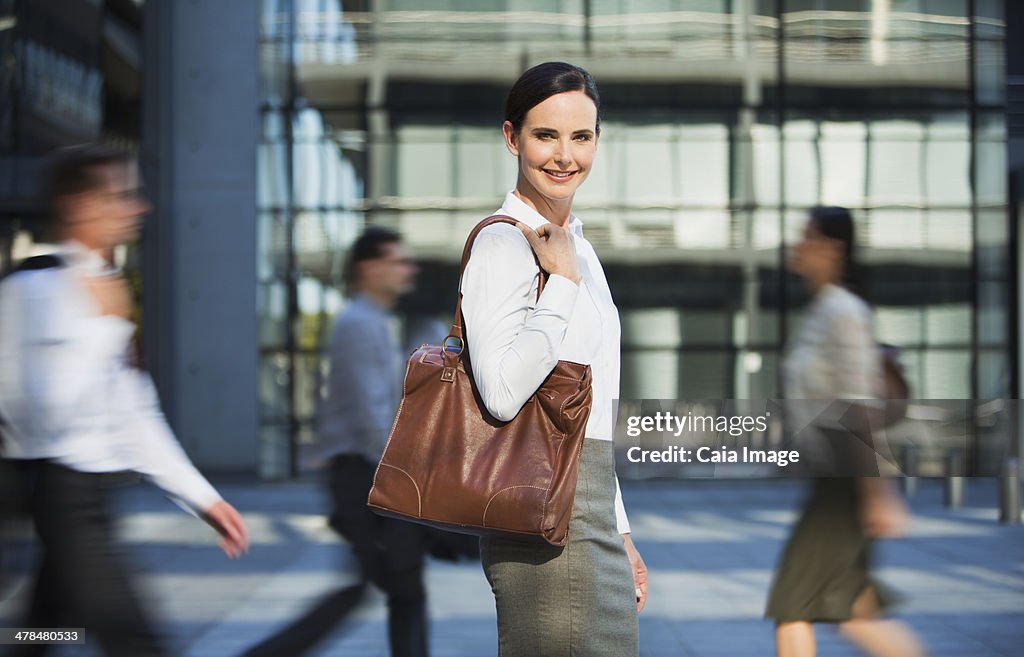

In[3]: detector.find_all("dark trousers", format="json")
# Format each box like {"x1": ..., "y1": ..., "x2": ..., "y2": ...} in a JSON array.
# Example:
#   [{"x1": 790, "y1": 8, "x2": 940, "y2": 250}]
[
  {"x1": 0, "y1": 457, "x2": 28, "y2": 602},
  {"x1": 240, "y1": 455, "x2": 428, "y2": 657},
  {"x1": 7, "y1": 462, "x2": 167, "y2": 657}
]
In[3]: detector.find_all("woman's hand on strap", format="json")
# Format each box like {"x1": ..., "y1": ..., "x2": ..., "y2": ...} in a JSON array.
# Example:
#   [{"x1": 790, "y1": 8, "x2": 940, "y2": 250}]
[{"x1": 516, "y1": 222, "x2": 580, "y2": 285}]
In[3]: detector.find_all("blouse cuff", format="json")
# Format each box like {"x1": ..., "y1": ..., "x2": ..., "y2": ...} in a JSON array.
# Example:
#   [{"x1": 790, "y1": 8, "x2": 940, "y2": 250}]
[{"x1": 538, "y1": 273, "x2": 579, "y2": 312}]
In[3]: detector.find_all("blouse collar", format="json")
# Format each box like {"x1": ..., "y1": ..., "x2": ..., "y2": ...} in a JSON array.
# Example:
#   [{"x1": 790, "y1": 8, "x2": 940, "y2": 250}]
[{"x1": 500, "y1": 191, "x2": 584, "y2": 237}]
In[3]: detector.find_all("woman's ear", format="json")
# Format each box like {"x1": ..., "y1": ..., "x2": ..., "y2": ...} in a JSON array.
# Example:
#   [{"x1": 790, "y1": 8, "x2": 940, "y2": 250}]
[{"x1": 502, "y1": 121, "x2": 520, "y2": 156}]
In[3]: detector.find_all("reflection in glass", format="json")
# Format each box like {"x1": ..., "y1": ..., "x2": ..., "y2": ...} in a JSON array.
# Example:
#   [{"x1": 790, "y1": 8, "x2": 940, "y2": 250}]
[
  {"x1": 259, "y1": 355, "x2": 290, "y2": 422},
  {"x1": 976, "y1": 136, "x2": 1008, "y2": 208},
  {"x1": 921, "y1": 350, "x2": 971, "y2": 398},
  {"x1": 620, "y1": 309, "x2": 682, "y2": 349},
  {"x1": 977, "y1": 209, "x2": 1009, "y2": 279},
  {"x1": 679, "y1": 351, "x2": 734, "y2": 399},
  {"x1": 924, "y1": 118, "x2": 970, "y2": 206},
  {"x1": 974, "y1": 39, "x2": 1006, "y2": 105},
  {"x1": 977, "y1": 349, "x2": 1010, "y2": 399},
  {"x1": 294, "y1": 354, "x2": 322, "y2": 422},
  {"x1": 978, "y1": 280, "x2": 1008, "y2": 347},
  {"x1": 924, "y1": 303, "x2": 971, "y2": 346},
  {"x1": 783, "y1": 121, "x2": 818, "y2": 207},
  {"x1": 820, "y1": 122, "x2": 867, "y2": 208},
  {"x1": 259, "y1": 424, "x2": 291, "y2": 479},
  {"x1": 259, "y1": 111, "x2": 288, "y2": 208},
  {"x1": 869, "y1": 121, "x2": 925, "y2": 206},
  {"x1": 876, "y1": 306, "x2": 923, "y2": 346},
  {"x1": 622, "y1": 349, "x2": 679, "y2": 399},
  {"x1": 258, "y1": 281, "x2": 289, "y2": 348},
  {"x1": 258, "y1": 212, "x2": 289, "y2": 281}
]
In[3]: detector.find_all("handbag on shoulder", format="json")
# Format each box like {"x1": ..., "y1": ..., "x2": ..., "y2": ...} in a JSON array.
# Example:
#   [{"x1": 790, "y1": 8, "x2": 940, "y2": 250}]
[{"x1": 367, "y1": 216, "x2": 592, "y2": 547}]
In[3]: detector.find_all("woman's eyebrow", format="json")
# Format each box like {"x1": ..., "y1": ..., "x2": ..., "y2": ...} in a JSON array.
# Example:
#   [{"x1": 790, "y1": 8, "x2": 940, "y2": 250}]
[{"x1": 530, "y1": 127, "x2": 595, "y2": 135}]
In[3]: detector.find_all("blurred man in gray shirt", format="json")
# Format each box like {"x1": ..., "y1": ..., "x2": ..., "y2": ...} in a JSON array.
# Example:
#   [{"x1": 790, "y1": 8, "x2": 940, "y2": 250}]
[
  {"x1": 316, "y1": 236, "x2": 410, "y2": 464},
  {"x1": 240, "y1": 227, "x2": 428, "y2": 657}
]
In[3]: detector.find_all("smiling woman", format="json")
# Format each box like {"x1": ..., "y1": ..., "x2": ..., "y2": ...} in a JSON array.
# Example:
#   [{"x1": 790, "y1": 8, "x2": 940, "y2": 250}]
[
  {"x1": 499, "y1": 65, "x2": 600, "y2": 225},
  {"x1": 459, "y1": 62, "x2": 645, "y2": 657}
]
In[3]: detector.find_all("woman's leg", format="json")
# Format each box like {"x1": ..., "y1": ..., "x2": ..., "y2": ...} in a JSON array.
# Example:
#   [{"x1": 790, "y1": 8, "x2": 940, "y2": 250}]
[
  {"x1": 838, "y1": 620, "x2": 927, "y2": 657},
  {"x1": 837, "y1": 587, "x2": 927, "y2": 657},
  {"x1": 775, "y1": 621, "x2": 815, "y2": 657}
]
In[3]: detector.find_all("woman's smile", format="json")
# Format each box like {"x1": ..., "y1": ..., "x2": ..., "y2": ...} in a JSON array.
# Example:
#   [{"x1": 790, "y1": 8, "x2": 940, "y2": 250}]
[{"x1": 542, "y1": 168, "x2": 579, "y2": 182}]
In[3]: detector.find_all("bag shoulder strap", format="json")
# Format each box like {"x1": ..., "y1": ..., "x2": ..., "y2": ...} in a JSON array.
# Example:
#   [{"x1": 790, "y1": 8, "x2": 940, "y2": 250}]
[
  {"x1": 3, "y1": 254, "x2": 65, "y2": 279},
  {"x1": 447, "y1": 215, "x2": 546, "y2": 346}
]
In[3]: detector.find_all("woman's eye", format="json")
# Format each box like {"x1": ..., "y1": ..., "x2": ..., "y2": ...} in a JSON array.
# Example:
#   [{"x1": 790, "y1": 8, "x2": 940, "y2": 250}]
[{"x1": 574, "y1": 134, "x2": 592, "y2": 142}]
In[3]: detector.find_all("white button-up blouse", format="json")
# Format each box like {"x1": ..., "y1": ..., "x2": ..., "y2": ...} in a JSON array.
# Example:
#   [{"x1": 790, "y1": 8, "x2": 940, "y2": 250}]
[{"x1": 460, "y1": 191, "x2": 630, "y2": 533}]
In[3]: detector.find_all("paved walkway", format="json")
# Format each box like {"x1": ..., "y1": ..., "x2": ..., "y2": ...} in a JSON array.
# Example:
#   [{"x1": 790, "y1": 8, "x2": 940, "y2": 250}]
[{"x1": 2, "y1": 478, "x2": 1022, "y2": 656}]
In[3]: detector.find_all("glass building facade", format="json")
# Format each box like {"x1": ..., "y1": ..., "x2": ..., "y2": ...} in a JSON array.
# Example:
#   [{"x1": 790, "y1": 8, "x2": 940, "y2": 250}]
[{"x1": 256, "y1": 1, "x2": 1012, "y2": 477}]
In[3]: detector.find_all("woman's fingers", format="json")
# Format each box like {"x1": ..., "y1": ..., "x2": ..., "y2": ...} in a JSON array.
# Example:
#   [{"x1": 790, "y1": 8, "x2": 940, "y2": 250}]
[
  {"x1": 635, "y1": 557, "x2": 648, "y2": 611},
  {"x1": 623, "y1": 534, "x2": 648, "y2": 611},
  {"x1": 203, "y1": 500, "x2": 251, "y2": 558},
  {"x1": 516, "y1": 222, "x2": 544, "y2": 250},
  {"x1": 515, "y1": 221, "x2": 580, "y2": 283}
]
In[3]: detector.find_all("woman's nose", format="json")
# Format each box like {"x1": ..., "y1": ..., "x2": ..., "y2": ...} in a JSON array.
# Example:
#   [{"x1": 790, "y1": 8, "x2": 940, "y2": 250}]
[{"x1": 554, "y1": 139, "x2": 573, "y2": 166}]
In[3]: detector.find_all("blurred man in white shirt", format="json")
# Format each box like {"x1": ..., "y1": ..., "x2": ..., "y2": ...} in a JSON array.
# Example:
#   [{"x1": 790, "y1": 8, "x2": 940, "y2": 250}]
[{"x1": 0, "y1": 144, "x2": 249, "y2": 657}]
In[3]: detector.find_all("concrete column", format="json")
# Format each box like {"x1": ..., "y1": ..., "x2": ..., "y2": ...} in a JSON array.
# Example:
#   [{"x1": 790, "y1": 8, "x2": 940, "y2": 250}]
[{"x1": 142, "y1": 0, "x2": 260, "y2": 473}]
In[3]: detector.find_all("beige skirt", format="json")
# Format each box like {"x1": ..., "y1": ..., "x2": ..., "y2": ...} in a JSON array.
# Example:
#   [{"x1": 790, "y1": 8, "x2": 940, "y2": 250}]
[{"x1": 480, "y1": 438, "x2": 639, "y2": 656}]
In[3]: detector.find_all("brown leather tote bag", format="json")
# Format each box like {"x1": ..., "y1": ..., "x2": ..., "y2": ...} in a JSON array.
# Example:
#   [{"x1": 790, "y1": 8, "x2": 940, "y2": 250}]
[{"x1": 367, "y1": 216, "x2": 592, "y2": 547}]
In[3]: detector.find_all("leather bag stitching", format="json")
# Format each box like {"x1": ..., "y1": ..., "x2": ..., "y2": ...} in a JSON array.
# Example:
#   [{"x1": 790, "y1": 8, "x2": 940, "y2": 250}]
[
  {"x1": 482, "y1": 485, "x2": 549, "y2": 528},
  {"x1": 376, "y1": 463, "x2": 422, "y2": 517}
]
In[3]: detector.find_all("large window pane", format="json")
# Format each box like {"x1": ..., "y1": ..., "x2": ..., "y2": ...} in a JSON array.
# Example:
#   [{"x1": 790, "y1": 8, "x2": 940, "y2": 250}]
[
  {"x1": 622, "y1": 349, "x2": 679, "y2": 398},
  {"x1": 678, "y1": 124, "x2": 730, "y2": 207},
  {"x1": 919, "y1": 349, "x2": 971, "y2": 398},
  {"x1": 396, "y1": 126, "x2": 454, "y2": 200},
  {"x1": 924, "y1": 118, "x2": 970, "y2": 206},
  {"x1": 679, "y1": 351, "x2": 734, "y2": 399},
  {"x1": 820, "y1": 122, "x2": 867, "y2": 208},
  {"x1": 258, "y1": 281, "x2": 289, "y2": 348},
  {"x1": 869, "y1": 121, "x2": 925, "y2": 206}
]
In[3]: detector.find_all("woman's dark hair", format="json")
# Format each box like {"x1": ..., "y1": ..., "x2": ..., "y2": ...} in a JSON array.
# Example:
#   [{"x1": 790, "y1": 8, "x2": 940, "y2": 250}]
[
  {"x1": 808, "y1": 205, "x2": 867, "y2": 300},
  {"x1": 343, "y1": 226, "x2": 402, "y2": 295},
  {"x1": 504, "y1": 62, "x2": 601, "y2": 134}
]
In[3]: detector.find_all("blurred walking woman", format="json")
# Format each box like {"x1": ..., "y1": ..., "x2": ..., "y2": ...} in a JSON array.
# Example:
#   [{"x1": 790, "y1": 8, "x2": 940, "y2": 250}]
[
  {"x1": 459, "y1": 62, "x2": 646, "y2": 656},
  {"x1": 767, "y1": 206, "x2": 926, "y2": 657}
]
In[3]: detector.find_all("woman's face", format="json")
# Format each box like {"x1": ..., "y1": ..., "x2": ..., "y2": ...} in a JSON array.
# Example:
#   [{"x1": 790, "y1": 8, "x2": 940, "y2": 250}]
[
  {"x1": 503, "y1": 90, "x2": 598, "y2": 206},
  {"x1": 789, "y1": 218, "x2": 841, "y2": 282}
]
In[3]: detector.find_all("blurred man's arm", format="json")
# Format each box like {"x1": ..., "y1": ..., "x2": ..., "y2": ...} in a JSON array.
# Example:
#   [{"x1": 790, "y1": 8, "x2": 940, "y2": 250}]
[{"x1": 122, "y1": 369, "x2": 249, "y2": 557}]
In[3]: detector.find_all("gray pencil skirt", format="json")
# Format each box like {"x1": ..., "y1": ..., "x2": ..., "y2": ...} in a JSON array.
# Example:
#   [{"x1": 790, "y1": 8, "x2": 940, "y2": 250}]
[{"x1": 480, "y1": 438, "x2": 639, "y2": 657}]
